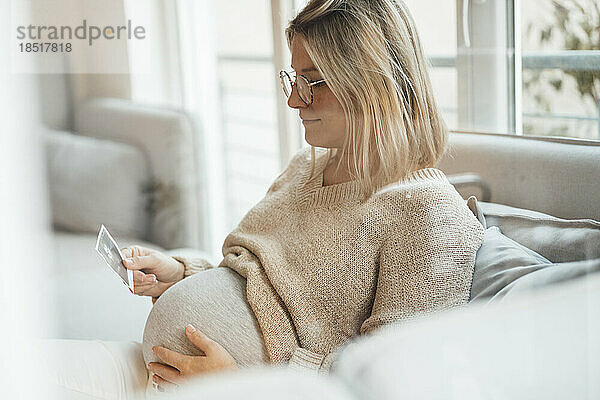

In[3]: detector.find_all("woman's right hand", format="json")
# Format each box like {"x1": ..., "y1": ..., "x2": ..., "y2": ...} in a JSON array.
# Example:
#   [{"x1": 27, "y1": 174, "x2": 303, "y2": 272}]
[{"x1": 120, "y1": 245, "x2": 185, "y2": 298}]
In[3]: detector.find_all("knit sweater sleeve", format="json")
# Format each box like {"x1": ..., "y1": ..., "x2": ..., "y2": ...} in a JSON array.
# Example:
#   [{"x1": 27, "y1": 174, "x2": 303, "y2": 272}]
[
  {"x1": 169, "y1": 254, "x2": 215, "y2": 277},
  {"x1": 360, "y1": 187, "x2": 485, "y2": 336},
  {"x1": 287, "y1": 345, "x2": 341, "y2": 375},
  {"x1": 169, "y1": 149, "x2": 311, "y2": 277}
]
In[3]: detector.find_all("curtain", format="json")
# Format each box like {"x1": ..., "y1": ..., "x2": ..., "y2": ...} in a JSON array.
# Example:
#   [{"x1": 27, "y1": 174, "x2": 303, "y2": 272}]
[{"x1": 126, "y1": 0, "x2": 301, "y2": 257}]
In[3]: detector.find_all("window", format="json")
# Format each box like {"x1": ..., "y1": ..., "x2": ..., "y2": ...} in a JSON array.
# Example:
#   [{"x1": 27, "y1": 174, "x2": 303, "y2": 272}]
[
  {"x1": 521, "y1": 0, "x2": 600, "y2": 140},
  {"x1": 215, "y1": 0, "x2": 282, "y2": 231},
  {"x1": 405, "y1": 0, "x2": 599, "y2": 141},
  {"x1": 126, "y1": 0, "x2": 290, "y2": 253},
  {"x1": 403, "y1": 1, "x2": 459, "y2": 129}
]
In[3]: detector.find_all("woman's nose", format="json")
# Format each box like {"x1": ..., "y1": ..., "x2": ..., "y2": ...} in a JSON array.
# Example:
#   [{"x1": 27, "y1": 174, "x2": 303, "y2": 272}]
[{"x1": 287, "y1": 83, "x2": 307, "y2": 109}]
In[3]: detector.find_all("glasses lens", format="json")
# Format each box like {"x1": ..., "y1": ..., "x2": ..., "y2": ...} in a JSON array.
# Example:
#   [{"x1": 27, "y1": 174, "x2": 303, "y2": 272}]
[
  {"x1": 295, "y1": 76, "x2": 311, "y2": 105},
  {"x1": 280, "y1": 71, "x2": 293, "y2": 98}
]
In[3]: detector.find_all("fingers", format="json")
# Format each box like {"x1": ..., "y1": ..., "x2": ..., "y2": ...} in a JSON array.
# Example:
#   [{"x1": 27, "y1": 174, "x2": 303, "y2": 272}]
[
  {"x1": 185, "y1": 324, "x2": 216, "y2": 355},
  {"x1": 133, "y1": 280, "x2": 159, "y2": 296},
  {"x1": 148, "y1": 362, "x2": 184, "y2": 385},
  {"x1": 152, "y1": 346, "x2": 189, "y2": 371},
  {"x1": 133, "y1": 282, "x2": 157, "y2": 296},
  {"x1": 120, "y1": 245, "x2": 152, "y2": 258},
  {"x1": 134, "y1": 285, "x2": 162, "y2": 298},
  {"x1": 132, "y1": 270, "x2": 157, "y2": 286},
  {"x1": 120, "y1": 245, "x2": 159, "y2": 270},
  {"x1": 122, "y1": 254, "x2": 160, "y2": 271},
  {"x1": 134, "y1": 281, "x2": 173, "y2": 298},
  {"x1": 151, "y1": 373, "x2": 179, "y2": 392}
]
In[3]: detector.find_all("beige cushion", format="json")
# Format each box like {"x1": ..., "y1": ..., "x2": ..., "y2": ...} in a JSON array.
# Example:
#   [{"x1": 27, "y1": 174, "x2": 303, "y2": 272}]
[
  {"x1": 74, "y1": 98, "x2": 200, "y2": 249},
  {"x1": 45, "y1": 129, "x2": 150, "y2": 239}
]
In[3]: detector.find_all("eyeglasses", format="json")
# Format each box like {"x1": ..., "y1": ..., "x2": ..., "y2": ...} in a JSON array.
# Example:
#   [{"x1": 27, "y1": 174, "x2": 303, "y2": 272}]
[{"x1": 279, "y1": 70, "x2": 326, "y2": 106}]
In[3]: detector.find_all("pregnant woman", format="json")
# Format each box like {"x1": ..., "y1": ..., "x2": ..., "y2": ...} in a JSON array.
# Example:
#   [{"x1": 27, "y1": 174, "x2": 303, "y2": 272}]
[{"x1": 124, "y1": 0, "x2": 484, "y2": 394}]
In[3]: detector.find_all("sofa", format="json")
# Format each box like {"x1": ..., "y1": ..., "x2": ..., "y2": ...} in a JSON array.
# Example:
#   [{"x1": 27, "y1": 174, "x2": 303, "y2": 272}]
[
  {"x1": 45, "y1": 197, "x2": 600, "y2": 399},
  {"x1": 45, "y1": 99, "x2": 600, "y2": 399},
  {"x1": 45, "y1": 98, "x2": 212, "y2": 342}
]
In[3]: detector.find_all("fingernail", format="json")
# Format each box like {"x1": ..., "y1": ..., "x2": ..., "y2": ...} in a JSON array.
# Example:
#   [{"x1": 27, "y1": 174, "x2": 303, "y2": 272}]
[
  {"x1": 152, "y1": 346, "x2": 156, "y2": 353},
  {"x1": 186, "y1": 324, "x2": 195, "y2": 332},
  {"x1": 124, "y1": 258, "x2": 133, "y2": 266}
]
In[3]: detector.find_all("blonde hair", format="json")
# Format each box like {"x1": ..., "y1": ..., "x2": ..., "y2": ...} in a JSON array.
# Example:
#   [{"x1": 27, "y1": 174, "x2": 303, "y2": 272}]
[{"x1": 286, "y1": 0, "x2": 448, "y2": 199}]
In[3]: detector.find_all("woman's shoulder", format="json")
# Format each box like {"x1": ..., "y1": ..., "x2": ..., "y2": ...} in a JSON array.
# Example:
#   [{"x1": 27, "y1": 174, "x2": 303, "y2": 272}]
[
  {"x1": 369, "y1": 168, "x2": 473, "y2": 218},
  {"x1": 369, "y1": 168, "x2": 482, "y2": 233},
  {"x1": 372, "y1": 168, "x2": 455, "y2": 202}
]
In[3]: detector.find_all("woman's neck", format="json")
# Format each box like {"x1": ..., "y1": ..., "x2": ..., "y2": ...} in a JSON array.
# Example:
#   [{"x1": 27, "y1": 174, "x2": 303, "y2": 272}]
[
  {"x1": 321, "y1": 148, "x2": 384, "y2": 187},
  {"x1": 322, "y1": 151, "x2": 356, "y2": 187}
]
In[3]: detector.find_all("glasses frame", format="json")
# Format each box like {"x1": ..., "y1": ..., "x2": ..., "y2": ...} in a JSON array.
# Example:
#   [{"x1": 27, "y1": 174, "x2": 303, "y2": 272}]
[{"x1": 279, "y1": 70, "x2": 326, "y2": 106}]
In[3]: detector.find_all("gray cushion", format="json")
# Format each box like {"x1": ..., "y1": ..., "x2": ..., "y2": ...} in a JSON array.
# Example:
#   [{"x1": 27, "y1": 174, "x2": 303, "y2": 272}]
[
  {"x1": 470, "y1": 226, "x2": 551, "y2": 301},
  {"x1": 493, "y1": 257, "x2": 600, "y2": 302},
  {"x1": 480, "y1": 202, "x2": 600, "y2": 263},
  {"x1": 45, "y1": 129, "x2": 151, "y2": 239}
]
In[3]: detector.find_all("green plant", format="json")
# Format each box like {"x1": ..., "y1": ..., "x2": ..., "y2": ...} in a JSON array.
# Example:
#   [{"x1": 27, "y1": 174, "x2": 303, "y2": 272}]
[{"x1": 525, "y1": 0, "x2": 600, "y2": 110}]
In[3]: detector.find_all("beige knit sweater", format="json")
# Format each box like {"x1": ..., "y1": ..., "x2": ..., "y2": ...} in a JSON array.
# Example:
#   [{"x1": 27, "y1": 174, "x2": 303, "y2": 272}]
[{"x1": 174, "y1": 147, "x2": 485, "y2": 373}]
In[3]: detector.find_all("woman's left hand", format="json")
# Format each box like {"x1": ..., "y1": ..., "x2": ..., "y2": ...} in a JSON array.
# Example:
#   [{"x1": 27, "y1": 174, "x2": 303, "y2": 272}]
[{"x1": 147, "y1": 324, "x2": 238, "y2": 392}]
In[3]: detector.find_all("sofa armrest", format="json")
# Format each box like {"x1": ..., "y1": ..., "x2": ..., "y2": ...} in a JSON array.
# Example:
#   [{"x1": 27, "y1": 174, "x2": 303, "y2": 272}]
[
  {"x1": 447, "y1": 173, "x2": 492, "y2": 202},
  {"x1": 438, "y1": 131, "x2": 600, "y2": 221},
  {"x1": 74, "y1": 98, "x2": 201, "y2": 249}
]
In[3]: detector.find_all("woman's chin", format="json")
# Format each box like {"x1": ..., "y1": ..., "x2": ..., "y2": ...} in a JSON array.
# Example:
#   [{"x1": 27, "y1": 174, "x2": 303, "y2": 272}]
[
  {"x1": 303, "y1": 124, "x2": 344, "y2": 149},
  {"x1": 304, "y1": 129, "x2": 325, "y2": 148}
]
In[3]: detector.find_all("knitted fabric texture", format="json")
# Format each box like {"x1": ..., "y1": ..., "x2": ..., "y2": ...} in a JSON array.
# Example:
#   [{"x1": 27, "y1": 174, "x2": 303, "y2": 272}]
[{"x1": 175, "y1": 147, "x2": 485, "y2": 373}]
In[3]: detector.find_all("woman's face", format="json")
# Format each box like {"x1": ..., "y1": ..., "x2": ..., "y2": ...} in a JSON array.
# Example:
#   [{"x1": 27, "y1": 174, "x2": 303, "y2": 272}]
[{"x1": 288, "y1": 37, "x2": 347, "y2": 149}]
